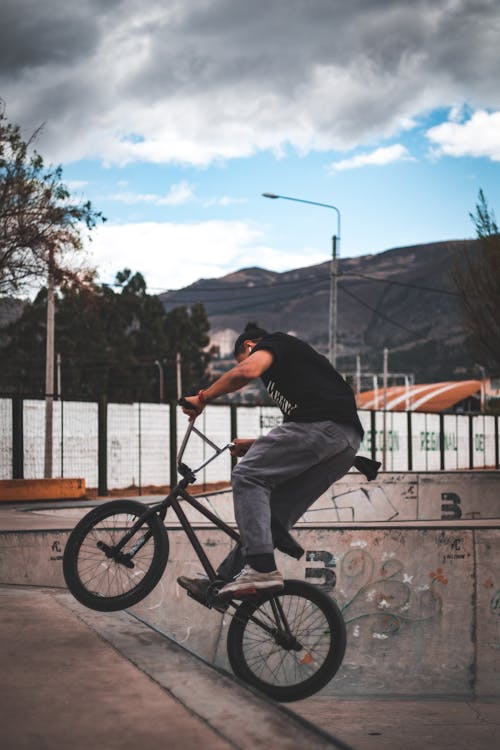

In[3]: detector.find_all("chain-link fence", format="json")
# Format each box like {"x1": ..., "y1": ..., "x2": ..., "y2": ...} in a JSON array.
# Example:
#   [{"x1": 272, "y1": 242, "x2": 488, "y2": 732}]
[{"x1": 1, "y1": 396, "x2": 498, "y2": 493}]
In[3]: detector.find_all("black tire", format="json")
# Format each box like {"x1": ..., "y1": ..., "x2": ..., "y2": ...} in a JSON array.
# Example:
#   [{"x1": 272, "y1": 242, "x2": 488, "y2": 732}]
[
  {"x1": 63, "y1": 500, "x2": 168, "y2": 612},
  {"x1": 226, "y1": 579, "x2": 346, "y2": 702}
]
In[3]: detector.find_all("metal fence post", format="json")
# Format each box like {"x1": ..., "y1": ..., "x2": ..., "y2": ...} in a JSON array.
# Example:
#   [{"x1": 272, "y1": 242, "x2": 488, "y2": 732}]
[
  {"x1": 12, "y1": 395, "x2": 24, "y2": 479},
  {"x1": 169, "y1": 401, "x2": 177, "y2": 487},
  {"x1": 469, "y1": 415, "x2": 474, "y2": 470},
  {"x1": 137, "y1": 402, "x2": 142, "y2": 496},
  {"x1": 439, "y1": 413, "x2": 445, "y2": 470},
  {"x1": 495, "y1": 415, "x2": 499, "y2": 470},
  {"x1": 98, "y1": 396, "x2": 108, "y2": 496},
  {"x1": 407, "y1": 410, "x2": 413, "y2": 471},
  {"x1": 370, "y1": 410, "x2": 376, "y2": 461},
  {"x1": 230, "y1": 404, "x2": 237, "y2": 470}
]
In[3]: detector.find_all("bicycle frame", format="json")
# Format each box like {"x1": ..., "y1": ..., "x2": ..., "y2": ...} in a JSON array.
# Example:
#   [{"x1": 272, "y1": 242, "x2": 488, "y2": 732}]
[{"x1": 122, "y1": 413, "x2": 240, "y2": 582}]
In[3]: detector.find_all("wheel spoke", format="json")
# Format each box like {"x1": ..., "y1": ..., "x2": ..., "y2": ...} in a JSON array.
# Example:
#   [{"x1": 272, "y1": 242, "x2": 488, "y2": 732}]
[
  {"x1": 233, "y1": 588, "x2": 342, "y2": 693},
  {"x1": 64, "y1": 501, "x2": 167, "y2": 610}
]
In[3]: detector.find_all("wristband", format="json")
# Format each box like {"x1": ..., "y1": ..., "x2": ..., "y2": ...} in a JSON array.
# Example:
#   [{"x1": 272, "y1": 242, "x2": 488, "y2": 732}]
[{"x1": 198, "y1": 389, "x2": 207, "y2": 405}]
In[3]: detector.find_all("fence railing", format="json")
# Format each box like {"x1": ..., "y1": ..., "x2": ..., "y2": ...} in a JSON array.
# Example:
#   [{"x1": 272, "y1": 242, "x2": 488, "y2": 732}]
[{"x1": 1, "y1": 397, "x2": 499, "y2": 493}]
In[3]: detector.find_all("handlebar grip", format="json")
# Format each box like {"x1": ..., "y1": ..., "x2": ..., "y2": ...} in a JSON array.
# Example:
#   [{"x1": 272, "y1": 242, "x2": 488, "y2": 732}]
[{"x1": 178, "y1": 397, "x2": 197, "y2": 411}]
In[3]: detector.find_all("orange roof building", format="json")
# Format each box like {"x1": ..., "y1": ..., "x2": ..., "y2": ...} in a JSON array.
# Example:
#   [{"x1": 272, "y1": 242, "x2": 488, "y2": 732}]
[{"x1": 356, "y1": 380, "x2": 481, "y2": 413}]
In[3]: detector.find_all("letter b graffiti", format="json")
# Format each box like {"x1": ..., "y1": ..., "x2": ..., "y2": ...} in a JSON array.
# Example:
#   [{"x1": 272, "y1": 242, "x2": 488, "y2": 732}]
[{"x1": 441, "y1": 492, "x2": 462, "y2": 520}]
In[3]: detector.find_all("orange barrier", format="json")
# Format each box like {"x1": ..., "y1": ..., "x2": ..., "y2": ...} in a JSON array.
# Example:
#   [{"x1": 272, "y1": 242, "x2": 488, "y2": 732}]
[{"x1": 0, "y1": 479, "x2": 86, "y2": 503}]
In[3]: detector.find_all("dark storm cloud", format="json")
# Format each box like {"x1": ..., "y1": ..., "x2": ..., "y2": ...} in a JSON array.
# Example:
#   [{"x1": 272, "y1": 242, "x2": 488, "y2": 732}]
[
  {"x1": 1, "y1": 0, "x2": 499, "y2": 163},
  {"x1": 0, "y1": 0, "x2": 118, "y2": 72}
]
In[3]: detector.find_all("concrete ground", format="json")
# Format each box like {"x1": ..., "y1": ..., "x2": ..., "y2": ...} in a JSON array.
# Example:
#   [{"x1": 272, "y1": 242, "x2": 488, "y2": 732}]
[
  {"x1": 0, "y1": 585, "x2": 343, "y2": 750},
  {"x1": 293, "y1": 696, "x2": 499, "y2": 750},
  {"x1": 1, "y1": 584, "x2": 498, "y2": 750}
]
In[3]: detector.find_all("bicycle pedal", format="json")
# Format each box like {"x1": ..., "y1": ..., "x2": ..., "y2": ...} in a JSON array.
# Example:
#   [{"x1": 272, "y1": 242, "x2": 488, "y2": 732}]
[{"x1": 187, "y1": 590, "x2": 212, "y2": 608}]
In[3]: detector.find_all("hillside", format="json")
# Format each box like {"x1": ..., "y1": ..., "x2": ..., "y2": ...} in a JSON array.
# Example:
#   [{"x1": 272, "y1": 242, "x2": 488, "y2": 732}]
[{"x1": 160, "y1": 240, "x2": 476, "y2": 382}]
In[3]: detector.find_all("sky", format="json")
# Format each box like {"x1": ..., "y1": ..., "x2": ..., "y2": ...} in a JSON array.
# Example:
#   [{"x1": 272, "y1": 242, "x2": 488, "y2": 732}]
[{"x1": 1, "y1": 0, "x2": 500, "y2": 292}]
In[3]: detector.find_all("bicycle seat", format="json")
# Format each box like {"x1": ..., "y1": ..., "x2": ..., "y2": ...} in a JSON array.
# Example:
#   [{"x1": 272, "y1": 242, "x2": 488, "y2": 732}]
[{"x1": 354, "y1": 455, "x2": 381, "y2": 481}]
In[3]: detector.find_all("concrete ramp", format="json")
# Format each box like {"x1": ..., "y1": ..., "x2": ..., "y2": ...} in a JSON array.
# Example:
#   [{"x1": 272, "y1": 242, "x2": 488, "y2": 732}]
[
  {"x1": 1, "y1": 472, "x2": 499, "y2": 700},
  {"x1": 0, "y1": 585, "x2": 347, "y2": 750}
]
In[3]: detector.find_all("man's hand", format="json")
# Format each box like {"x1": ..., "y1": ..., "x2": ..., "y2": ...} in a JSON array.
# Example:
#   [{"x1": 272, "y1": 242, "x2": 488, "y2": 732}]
[
  {"x1": 180, "y1": 395, "x2": 205, "y2": 418},
  {"x1": 230, "y1": 438, "x2": 255, "y2": 457}
]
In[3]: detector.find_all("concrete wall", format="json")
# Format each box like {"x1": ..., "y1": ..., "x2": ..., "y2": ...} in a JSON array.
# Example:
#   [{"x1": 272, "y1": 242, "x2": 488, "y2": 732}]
[
  {"x1": 308, "y1": 471, "x2": 500, "y2": 523},
  {"x1": 1, "y1": 519, "x2": 498, "y2": 698}
]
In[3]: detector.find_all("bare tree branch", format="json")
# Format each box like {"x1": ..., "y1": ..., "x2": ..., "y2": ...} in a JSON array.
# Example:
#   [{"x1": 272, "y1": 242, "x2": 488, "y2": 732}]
[{"x1": 0, "y1": 103, "x2": 105, "y2": 295}]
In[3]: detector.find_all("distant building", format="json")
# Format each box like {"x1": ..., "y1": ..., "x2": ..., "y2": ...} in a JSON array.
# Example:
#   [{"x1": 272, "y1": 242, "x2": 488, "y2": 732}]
[{"x1": 209, "y1": 328, "x2": 238, "y2": 358}]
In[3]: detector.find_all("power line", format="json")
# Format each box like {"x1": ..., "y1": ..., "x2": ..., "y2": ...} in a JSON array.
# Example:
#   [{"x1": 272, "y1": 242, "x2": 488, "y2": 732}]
[
  {"x1": 338, "y1": 284, "x2": 418, "y2": 334},
  {"x1": 339, "y1": 271, "x2": 460, "y2": 296},
  {"x1": 157, "y1": 272, "x2": 457, "y2": 301}
]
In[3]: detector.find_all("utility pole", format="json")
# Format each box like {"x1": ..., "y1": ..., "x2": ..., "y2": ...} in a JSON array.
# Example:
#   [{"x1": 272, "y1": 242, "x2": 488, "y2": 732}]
[
  {"x1": 176, "y1": 352, "x2": 182, "y2": 399},
  {"x1": 329, "y1": 234, "x2": 339, "y2": 367},
  {"x1": 382, "y1": 348, "x2": 388, "y2": 471},
  {"x1": 356, "y1": 355, "x2": 361, "y2": 395},
  {"x1": 154, "y1": 360, "x2": 164, "y2": 403},
  {"x1": 262, "y1": 193, "x2": 340, "y2": 366},
  {"x1": 44, "y1": 247, "x2": 55, "y2": 478}
]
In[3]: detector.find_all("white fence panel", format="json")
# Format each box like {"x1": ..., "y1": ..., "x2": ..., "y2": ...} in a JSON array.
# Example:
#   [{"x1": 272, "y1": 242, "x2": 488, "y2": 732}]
[
  {"x1": 473, "y1": 415, "x2": 496, "y2": 469},
  {"x1": 457, "y1": 415, "x2": 470, "y2": 469},
  {"x1": 357, "y1": 410, "x2": 372, "y2": 460},
  {"x1": 53, "y1": 401, "x2": 98, "y2": 486},
  {"x1": 412, "y1": 412, "x2": 441, "y2": 471},
  {"x1": 0, "y1": 398, "x2": 12, "y2": 479},
  {"x1": 108, "y1": 404, "x2": 139, "y2": 490},
  {"x1": 443, "y1": 415, "x2": 459, "y2": 470},
  {"x1": 236, "y1": 405, "x2": 283, "y2": 438},
  {"x1": 177, "y1": 405, "x2": 232, "y2": 485},
  {"x1": 23, "y1": 400, "x2": 46, "y2": 479},
  {"x1": 137, "y1": 403, "x2": 170, "y2": 487}
]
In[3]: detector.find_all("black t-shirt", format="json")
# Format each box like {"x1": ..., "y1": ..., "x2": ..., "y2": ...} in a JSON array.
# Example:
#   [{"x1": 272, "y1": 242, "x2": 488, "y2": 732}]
[{"x1": 252, "y1": 332, "x2": 364, "y2": 437}]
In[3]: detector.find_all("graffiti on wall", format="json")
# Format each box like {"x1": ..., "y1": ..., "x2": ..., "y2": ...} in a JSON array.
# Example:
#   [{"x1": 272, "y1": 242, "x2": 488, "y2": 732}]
[
  {"x1": 326, "y1": 484, "x2": 469, "y2": 522},
  {"x1": 335, "y1": 548, "x2": 447, "y2": 639}
]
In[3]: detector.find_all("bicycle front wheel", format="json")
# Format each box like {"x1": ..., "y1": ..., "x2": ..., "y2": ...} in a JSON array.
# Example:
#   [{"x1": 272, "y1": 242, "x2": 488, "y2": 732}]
[
  {"x1": 227, "y1": 579, "x2": 346, "y2": 702},
  {"x1": 63, "y1": 499, "x2": 168, "y2": 612}
]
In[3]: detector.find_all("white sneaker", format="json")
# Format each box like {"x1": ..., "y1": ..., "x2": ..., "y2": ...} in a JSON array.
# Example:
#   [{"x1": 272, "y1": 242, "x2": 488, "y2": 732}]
[{"x1": 216, "y1": 565, "x2": 284, "y2": 600}]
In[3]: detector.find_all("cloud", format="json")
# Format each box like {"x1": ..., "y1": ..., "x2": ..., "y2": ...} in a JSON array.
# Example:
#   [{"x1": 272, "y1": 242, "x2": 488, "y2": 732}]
[
  {"x1": 107, "y1": 181, "x2": 194, "y2": 205},
  {"x1": 203, "y1": 196, "x2": 247, "y2": 207},
  {"x1": 2, "y1": 0, "x2": 499, "y2": 165},
  {"x1": 426, "y1": 109, "x2": 500, "y2": 161},
  {"x1": 86, "y1": 219, "x2": 327, "y2": 290},
  {"x1": 328, "y1": 143, "x2": 414, "y2": 171}
]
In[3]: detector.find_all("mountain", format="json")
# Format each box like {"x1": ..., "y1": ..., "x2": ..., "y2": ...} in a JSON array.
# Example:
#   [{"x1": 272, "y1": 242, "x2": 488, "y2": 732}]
[{"x1": 160, "y1": 240, "x2": 476, "y2": 383}]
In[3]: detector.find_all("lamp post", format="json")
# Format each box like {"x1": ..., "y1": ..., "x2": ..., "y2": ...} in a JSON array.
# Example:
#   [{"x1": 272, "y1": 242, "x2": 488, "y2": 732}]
[
  {"x1": 44, "y1": 245, "x2": 55, "y2": 478},
  {"x1": 262, "y1": 192, "x2": 341, "y2": 367}
]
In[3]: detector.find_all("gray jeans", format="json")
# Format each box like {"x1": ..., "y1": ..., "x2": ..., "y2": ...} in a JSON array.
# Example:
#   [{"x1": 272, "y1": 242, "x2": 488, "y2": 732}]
[{"x1": 217, "y1": 420, "x2": 360, "y2": 580}]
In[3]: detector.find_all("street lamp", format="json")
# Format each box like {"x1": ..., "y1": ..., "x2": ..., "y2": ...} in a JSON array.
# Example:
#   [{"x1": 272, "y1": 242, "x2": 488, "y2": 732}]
[{"x1": 262, "y1": 192, "x2": 341, "y2": 367}]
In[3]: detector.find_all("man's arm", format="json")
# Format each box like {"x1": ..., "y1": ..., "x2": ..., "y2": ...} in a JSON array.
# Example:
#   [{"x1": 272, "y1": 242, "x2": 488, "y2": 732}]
[{"x1": 181, "y1": 349, "x2": 273, "y2": 415}]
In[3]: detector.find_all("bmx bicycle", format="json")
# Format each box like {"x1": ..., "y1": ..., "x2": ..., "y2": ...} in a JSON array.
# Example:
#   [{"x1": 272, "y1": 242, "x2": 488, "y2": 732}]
[{"x1": 63, "y1": 401, "x2": 347, "y2": 702}]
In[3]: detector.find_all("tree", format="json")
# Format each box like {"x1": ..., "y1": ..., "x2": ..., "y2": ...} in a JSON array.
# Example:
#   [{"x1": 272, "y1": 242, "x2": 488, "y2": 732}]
[
  {"x1": 0, "y1": 102, "x2": 104, "y2": 295},
  {"x1": 163, "y1": 302, "x2": 217, "y2": 398},
  {"x1": 453, "y1": 190, "x2": 500, "y2": 372},
  {"x1": 0, "y1": 270, "x2": 216, "y2": 401}
]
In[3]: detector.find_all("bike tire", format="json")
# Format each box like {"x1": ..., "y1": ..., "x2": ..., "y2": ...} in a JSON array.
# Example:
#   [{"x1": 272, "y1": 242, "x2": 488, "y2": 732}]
[
  {"x1": 226, "y1": 579, "x2": 346, "y2": 702},
  {"x1": 63, "y1": 499, "x2": 168, "y2": 612}
]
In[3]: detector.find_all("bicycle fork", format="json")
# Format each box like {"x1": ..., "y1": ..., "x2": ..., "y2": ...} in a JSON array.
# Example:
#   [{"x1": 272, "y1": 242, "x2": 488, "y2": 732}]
[
  {"x1": 96, "y1": 506, "x2": 161, "y2": 567},
  {"x1": 245, "y1": 596, "x2": 303, "y2": 652}
]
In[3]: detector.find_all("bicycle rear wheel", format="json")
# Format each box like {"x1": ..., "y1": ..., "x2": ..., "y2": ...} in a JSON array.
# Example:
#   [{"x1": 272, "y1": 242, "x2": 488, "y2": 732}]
[
  {"x1": 63, "y1": 499, "x2": 168, "y2": 612},
  {"x1": 226, "y1": 579, "x2": 346, "y2": 702}
]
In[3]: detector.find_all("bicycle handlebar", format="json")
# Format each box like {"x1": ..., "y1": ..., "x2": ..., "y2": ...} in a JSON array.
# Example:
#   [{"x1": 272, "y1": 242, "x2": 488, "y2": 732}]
[{"x1": 176, "y1": 397, "x2": 234, "y2": 478}]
